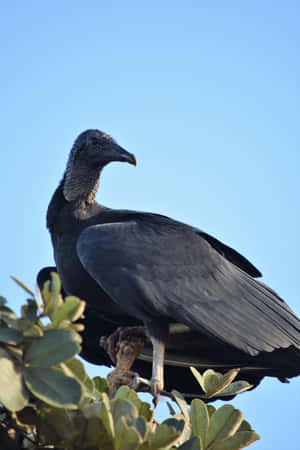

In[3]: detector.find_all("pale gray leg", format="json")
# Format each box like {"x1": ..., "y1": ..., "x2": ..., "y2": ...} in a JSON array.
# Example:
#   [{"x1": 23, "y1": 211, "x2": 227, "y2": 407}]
[{"x1": 150, "y1": 336, "x2": 165, "y2": 397}]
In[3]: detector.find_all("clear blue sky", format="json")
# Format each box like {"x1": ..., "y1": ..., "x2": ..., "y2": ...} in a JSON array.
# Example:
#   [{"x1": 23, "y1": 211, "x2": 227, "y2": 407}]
[{"x1": 1, "y1": 2, "x2": 299, "y2": 449}]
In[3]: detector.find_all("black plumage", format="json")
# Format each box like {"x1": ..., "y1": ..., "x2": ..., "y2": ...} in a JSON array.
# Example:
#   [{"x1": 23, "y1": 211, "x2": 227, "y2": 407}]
[{"x1": 45, "y1": 129, "x2": 300, "y2": 397}]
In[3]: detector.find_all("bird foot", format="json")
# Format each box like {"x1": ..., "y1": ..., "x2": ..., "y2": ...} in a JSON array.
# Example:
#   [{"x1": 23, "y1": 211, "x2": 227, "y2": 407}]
[
  {"x1": 101, "y1": 326, "x2": 149, "y2": 397},
  {"x1": 107, "y1": 371, "x2": 162, "y2": 406},
  {"x1": 130, "y1": 374, "x2": 163, "y2": 406},
  {"x1": 130, "y1": 374, "x2": 152, "y2": 391},
  {"x1": 107, "y1": 369, "x2": 138, "y2": 397},
  {"x1": 100, "y1": 326, "x2": 149, "y2": 367},
  {"x1": 100, "y1": 327, "x2": 164, "y2": 405},
  {"x1": 150, "y1": 377, "x2": 164, "y2": 406}
]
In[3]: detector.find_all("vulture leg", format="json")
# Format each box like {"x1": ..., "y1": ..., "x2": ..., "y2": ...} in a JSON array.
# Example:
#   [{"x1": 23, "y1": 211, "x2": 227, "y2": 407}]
[
  {"x1": 150, "y1": 336, "x2": 165, "y2": 400},
  {"x1": 100, "y1": 326, "x2": 148, "y2": 365},
  {"x1": 100, "y1": 327, "x2": 150, "y2": 396}
]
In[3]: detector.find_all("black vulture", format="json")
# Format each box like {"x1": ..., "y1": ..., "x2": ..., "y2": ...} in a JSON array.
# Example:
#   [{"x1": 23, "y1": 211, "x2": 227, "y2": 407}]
[{"x1": 45, "y1": 129, "x2": 300, "y2": 398}]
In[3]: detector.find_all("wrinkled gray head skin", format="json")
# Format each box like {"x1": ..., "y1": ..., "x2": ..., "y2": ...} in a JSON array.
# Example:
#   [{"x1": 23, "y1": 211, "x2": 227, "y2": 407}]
[
  {"x1": 63, "y1": 129, "x2": 136, "y2": 203},
  {"x1": 68, "y1": 129, "x2": 136, "y2": 168}
]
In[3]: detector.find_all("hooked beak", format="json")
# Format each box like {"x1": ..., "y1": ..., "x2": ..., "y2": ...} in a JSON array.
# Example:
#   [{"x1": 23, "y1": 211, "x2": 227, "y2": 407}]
[{"x1": 111, "y1": 145, "x2": 137, "y2": 166}]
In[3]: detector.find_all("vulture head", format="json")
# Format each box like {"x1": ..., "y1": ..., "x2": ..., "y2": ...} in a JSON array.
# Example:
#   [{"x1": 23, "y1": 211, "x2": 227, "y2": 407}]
[
  {"x1": 63, "y1": 129, "x2": 136, "y2": 202},
  {"x1": 69, "y1": 129, "x2": 136, "y2": 168}
]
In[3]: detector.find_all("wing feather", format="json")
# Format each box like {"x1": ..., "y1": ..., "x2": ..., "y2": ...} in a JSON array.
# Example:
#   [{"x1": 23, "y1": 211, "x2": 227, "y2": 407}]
[{"x1": 77, "y1": 217, "x2": 300, "y2": 357}]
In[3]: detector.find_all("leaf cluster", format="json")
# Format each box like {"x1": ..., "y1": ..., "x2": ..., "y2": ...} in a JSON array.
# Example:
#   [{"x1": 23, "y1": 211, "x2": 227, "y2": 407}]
[
  {"x1": 169, "y1": 390, "x2": 259, "y2": 450},
  {"x1": 0, "y1": 274, "x2": 85, "y2": 412},
  {"x1": 0, "y1": 275, "x2": 259, "y2": 449}
]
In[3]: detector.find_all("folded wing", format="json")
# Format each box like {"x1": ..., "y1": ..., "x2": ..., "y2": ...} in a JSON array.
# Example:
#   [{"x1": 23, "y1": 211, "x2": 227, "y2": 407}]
[{"x1": 77, "y1": 214, "x2": 300, "y2": 357}]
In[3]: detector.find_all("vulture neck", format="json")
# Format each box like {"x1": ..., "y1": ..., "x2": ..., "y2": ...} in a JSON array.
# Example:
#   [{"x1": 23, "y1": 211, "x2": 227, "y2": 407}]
[{"x1": 63, "y1": 160, "x2": 103, "y2": 204}]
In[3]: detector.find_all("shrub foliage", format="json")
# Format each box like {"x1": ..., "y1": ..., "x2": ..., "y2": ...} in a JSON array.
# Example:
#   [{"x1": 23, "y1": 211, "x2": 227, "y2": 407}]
[{"x1": 0, "y1": 274, "x2": 259, "y2": 449}]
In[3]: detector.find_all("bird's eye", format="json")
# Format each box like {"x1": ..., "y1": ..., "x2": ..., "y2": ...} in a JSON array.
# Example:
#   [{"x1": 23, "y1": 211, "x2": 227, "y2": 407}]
[{"x1": 91, "y1": 137, "x2": 98, "y2": 145}]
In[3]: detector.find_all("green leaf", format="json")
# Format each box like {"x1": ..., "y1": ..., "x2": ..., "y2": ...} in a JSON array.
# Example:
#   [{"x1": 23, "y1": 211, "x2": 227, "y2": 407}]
[
  {"x1": 121, "y1": 425, "x2": 142, "y2": 450},
  {"x1": 0, "y1": 327, "x2": 23, "y2": 344},
  {"x1": 148, "y1": 422, "x2": 182, "y2": 448},
  {"x1": 72, "y1": 411, "x2": 94, "y2": 443},
  {"x1": 114, "y1": 386, "x2": 142, "y2": 411},
  {"x1": 111, "y1": 398, "x2": 138, "y2": 427},
  {"x1": 24, "y1": 329, "x2": 81, "y2": 367},
  {"x1": 163, "y1": 417, "x2": 185, "y2": 433},
  {"x1": 206, "y1": 405, "x2": 243, "y2": 447},
  {"x1": 138, "y1": 401, "x2": 153, "y2": 422},
  {"x1": 172, "y1": 413, "x2": 192, "y2": 444},
  {"x1": 0, "y1": 305, "x2": 18, "y2": 326},
  {"x1": 217, "y1": 380, "x2": 253, "y2": 397},
  {"x1": 23, "y1": 324, "x2": 44, "y2": 337},
  {"x1": 203, "y1": 370, "x2": 225, "y2": 396},
  {"x1": 114, "y1": 416, "x2": 141, "y2": 450},
  {"x1": 38, "y1": 405, "x2": 75, "y2": 444},
  {"x1": 41, "y1": 280, "x2": 54, "y2": 315},
  {"x1": 238, "y1": 420, "x2": 253, "y2": 432},
  {"x1": 82, "y1": 401, "x2": 103, "y2": 419},
  {"x1": 63, "y1": 357, "x2": 90, "y2": 386},
  {"x1": 60, "y1": 359, "x2": 94, "y2": 404},
  {"x1": 216, "y1": 368, "x2": 240, "y2": 387},
  {"x1": 167, "y1": 401, "x2": 176, "y2": 416},
  {"x1": 84, "y1": 416, "x2": 114, "y2": 450},
  {"x1": 211, "y1": 431, "x2": 260, "y2": 449},
  {"x1": 190, "y1": 366, "x2": 205, "y2": 391},
  {"x1": 21, "y1": 299, "x2": 38, "y2": 322},
  {"x1": 99, "y1": 393, "x2": 115, "y2": 439},
  {"x1": 50, "y1": 272, "x2": 62, "y2": 316},
  {"x1": 135, "y1": 416, "x2": 147, "y2": 438},
  {"x1": 190, "y1": 399, "x2": 209, "y2": 448},
  {"x1": 172, "y1": 390, "x2": 190, "y2": 422},
  {"x1": 114, "y1": 385, "x2": 133, "y2": 400},
  {"x1": 17, "y1": 317, "x2": 36, "y2": 333},
  {"x1": 24, "y1": 366, "x2": 82, "y2": 408},
  {"x1": 5, "y1": 344, "x2": 23, "y2": 359},
  {"x1": 207, "y1": 405, "x2": 216, "y2": 418},
  {"x1": 93, "y1": 376, "x2": 110, "y2": 394},
  {"x1": 197, "y1": 368, "x2": 242, "y2": 398},
  {"x1": 83, "y1": 404, "x2": 114, "y2": 449},
  {"x1": 10, "y1": 275, "x2": 35, "y2": 297},
  {"x1": 190, "y1": 366, "x2": 247, "y2": 399},
  {"x1": 50, "y1": 296, "x2": 85, "y2": 328},
  {"x1": 178, "y1": 436, "x2": 202, "y2": 449},
  {"x1": 190, "y1": 367, "x2": 243, "y2": 397},
  {"x1": 0, "y1": 347, "x2": 29, "y2": 411},
  {"x1": 69, "y1": 322, "x2": 85, "y2": 333},
  {"x1": 42, "y1": 272, "x2": 63, "y2": 318},
  {"x1": 114, "y1": 385, "x2": 153, "y2": 422},
  {"x1": 54, "y1": 319, "x2": 72, "y2": 329}
]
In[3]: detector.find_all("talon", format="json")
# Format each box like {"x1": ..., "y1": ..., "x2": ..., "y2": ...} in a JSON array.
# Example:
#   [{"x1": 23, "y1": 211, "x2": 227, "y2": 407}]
[
  {"x1": 150, "y1": 377, "x2": 164, "y2": 395},
  {"x1": 150, "y1": 377, "x2": 163, "y2": 406},
  {"x1": 131, "y1": 373, "x2": 151, "y2": 391}
]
